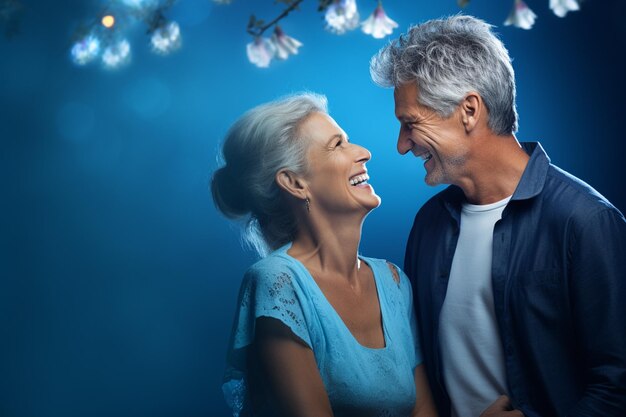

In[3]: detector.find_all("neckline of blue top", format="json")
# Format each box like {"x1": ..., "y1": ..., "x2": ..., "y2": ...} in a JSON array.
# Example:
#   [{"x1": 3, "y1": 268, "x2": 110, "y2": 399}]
[{"x1": 274, "y1": 242, "x2": 390, "y2": 351}]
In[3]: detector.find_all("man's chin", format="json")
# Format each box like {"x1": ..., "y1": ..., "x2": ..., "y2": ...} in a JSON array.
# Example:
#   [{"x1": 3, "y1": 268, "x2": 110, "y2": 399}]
[{"x1": 424, "y1": 174, "x2": 441, "y2": 187}]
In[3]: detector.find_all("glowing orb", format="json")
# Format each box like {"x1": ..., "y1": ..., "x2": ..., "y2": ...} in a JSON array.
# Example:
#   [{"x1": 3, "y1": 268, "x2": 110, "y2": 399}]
[{"x1": 102, "y1": 15, "x2": 115, "y2": 28}]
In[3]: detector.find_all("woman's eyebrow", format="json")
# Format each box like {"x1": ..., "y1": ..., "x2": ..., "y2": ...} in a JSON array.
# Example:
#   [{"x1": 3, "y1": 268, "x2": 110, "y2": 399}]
[{"x1": 325, "y1": 133, "x2": 345, "y2": 146}]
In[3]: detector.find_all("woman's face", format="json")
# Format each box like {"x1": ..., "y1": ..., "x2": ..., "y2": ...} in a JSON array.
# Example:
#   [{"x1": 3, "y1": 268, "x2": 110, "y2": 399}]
[{"x1": 299, "y1": 112, "x2": 381, "y2": 214}]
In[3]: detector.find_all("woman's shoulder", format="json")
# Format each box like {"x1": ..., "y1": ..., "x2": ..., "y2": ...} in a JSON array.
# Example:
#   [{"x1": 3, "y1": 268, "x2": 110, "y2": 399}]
[
  {"x1": 361, "y1": 256, "x2": 409, "y2": 287},
  {"x1": 247, "y1": 246, "x2": 295, "y2": 272},
  {"x1": 242, "y1": 248, "x2": 304, "y2": 291}
]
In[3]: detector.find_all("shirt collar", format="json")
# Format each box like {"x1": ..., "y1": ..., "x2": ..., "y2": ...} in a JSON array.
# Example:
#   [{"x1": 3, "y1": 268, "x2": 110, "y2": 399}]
[
  {"x1": 441, "y1": 141, "x2": 550, "y2": 218},
  {"x1": 511, "y1": 142, "x2": 551, "y2": 201}
]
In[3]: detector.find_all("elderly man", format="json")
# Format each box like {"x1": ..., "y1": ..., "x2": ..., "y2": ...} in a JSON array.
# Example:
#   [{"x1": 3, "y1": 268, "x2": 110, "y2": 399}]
[{"x1": 370, "y1": 15, "x2": 626, "y2": 417}]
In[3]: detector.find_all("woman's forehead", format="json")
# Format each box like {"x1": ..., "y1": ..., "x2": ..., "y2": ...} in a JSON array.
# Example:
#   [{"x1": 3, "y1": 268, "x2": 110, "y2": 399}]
[{"x1": 300, "y1": 112, "x2": 345, "y2": 143}]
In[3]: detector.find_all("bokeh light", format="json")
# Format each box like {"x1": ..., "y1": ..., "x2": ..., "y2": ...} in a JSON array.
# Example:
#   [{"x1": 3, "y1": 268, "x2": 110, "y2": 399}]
[
  {"x1": 56, "y1": 102, "x2": 96, "y2": 142},
  {"x1": 124, "y1": 76, "x2": 171, "y2": 118},
  {"x1": 169, "y1": 0, "x2": 214, "y2": 27},
  {"x1": 101, "y1": 15, "x2": 115, "y2": 28}
]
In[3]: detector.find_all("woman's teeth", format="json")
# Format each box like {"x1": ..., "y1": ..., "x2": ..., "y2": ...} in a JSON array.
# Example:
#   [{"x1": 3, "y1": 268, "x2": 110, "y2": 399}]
[{"x1": 350, "y1": 174, "x2": 369, "y2": 186}]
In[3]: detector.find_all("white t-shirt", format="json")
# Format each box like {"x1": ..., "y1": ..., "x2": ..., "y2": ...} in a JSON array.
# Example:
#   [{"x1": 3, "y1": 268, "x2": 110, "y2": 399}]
[{"x1": 439, "y1": 195, "x2": 511, "y2": 417}]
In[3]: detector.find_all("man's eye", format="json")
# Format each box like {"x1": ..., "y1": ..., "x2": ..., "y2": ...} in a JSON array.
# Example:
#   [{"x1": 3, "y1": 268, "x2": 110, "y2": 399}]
[{"x1": 335, "y1": 139, "x2": 343, "y2": 147}]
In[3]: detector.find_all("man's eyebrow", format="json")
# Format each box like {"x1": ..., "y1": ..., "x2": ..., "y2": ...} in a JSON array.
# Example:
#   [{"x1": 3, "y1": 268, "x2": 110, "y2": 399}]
[{"x1": 396, "y1": 114, "x2": 416, "y2": 122}]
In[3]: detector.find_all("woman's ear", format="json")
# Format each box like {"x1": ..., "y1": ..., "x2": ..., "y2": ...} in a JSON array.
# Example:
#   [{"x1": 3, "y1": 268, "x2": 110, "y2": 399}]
[{"x1": 275, "y1": 169, "x2": 308, "y2": 200}]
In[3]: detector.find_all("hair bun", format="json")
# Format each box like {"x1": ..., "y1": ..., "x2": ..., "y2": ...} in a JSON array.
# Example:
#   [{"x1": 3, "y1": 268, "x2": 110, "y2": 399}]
[{"x1": 211, "y1": 166, "x2": 251, "y2": 218}]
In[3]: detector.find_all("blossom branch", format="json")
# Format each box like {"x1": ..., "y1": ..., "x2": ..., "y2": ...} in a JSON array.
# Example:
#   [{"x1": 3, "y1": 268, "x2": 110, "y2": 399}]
[{"x1": 247, "y1": 0, "x2": 305, "y2": 37}]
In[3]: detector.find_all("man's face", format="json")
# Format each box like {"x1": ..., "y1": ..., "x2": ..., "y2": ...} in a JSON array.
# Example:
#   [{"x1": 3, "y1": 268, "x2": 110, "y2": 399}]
[{"x1": 393, "y1": 82, "x2": 469, "y2": 186}]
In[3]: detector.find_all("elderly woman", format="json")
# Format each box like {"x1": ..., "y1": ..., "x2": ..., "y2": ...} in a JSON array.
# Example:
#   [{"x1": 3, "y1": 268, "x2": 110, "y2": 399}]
[{"x1": 212, "y1": 93, "x2": 436, "y2": 417}]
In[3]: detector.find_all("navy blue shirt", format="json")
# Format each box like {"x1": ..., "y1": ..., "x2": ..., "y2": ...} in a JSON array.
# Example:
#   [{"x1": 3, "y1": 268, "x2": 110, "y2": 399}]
[{"x1": 404, "y1": 142, "x2": 626, "y2": 417}]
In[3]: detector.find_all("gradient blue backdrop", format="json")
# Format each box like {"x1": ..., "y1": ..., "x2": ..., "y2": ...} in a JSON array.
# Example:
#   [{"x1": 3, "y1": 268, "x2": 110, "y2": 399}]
[{"x1": 1, "y1": 0, "x2": 625, "y2": 416}]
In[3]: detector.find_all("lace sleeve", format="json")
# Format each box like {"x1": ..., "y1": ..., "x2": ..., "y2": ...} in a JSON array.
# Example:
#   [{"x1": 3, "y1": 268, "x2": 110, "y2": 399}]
[
  {"x1": 231, "y1": 264, "x2": 312, "y2": 351},
  {"x1": 223, "y1": 262, "x2": 312, "y2": 416}
]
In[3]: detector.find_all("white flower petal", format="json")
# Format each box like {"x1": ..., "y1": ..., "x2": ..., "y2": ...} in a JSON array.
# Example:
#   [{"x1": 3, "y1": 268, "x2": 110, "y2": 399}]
[
  {"x1": 102, "y1": 39, "x2": 131, "y2": 69},
  {"x1": 504, "y1": 0, "x2": 537, "y2": 30},
  {"x1": 246, "y1": 37, "x2": 276, "y2": 68},
  {"x1": 550, "y1": 0, "x2": 579, "y2": 17},
  {"x1": 151, "y1": 22, "x2": 182, "y2": 55},
  {"x1": 325, "y1": 0, "x2": 360, "y2": 35},
  {"x1": 271, "y1": 27, "x2": 303, "y2": 60},
  {"x1": 71, "y1": 35, "x2": 101, "y2": 65},
  {"x1": 361, "y1": 4, "x2": 398, "y2": 39}
]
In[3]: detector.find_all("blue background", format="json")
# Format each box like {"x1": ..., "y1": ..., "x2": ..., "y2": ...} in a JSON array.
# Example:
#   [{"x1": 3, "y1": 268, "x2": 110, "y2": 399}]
[{"x1": 1, "y1": 0, "x2": 625, "y2": 416}]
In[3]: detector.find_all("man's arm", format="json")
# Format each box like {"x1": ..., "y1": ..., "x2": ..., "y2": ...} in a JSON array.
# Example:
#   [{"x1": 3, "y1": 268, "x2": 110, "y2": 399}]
[
  {"x1": 567, "y1": 208, "x2": 626, "y2": 416},
  {"x1": 252, "y1": 316, "x2": 334, "y2": 417}
]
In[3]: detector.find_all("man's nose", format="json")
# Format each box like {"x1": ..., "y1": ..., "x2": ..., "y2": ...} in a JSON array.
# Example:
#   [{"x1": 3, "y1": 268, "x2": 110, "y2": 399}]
[{"x1": 397, "y1": 131, "x2": 413, "y2": 155}]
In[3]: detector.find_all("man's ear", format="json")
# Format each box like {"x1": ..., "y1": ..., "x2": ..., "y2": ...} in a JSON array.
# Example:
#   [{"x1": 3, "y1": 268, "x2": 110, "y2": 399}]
[
  {"x1": 275, "y1": 169, "x2": 308, "y2": 200},
  {"x1": 460, "y1": 92, "x2": 482, "y2": 133}
]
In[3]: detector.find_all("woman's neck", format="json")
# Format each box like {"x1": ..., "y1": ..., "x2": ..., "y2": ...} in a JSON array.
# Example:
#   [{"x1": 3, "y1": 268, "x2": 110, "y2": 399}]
[{"x1": 288, "y1": 212, "x2": 365, "y2": 284}]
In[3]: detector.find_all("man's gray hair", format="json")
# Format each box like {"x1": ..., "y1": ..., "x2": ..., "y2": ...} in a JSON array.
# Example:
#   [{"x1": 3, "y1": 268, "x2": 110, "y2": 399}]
[
  {"x1": 211, "y1": 92, "x2": 328, "y2": 257},
  {"x1": 370, "y1": 15, "x2": 518, "y2": 135}
]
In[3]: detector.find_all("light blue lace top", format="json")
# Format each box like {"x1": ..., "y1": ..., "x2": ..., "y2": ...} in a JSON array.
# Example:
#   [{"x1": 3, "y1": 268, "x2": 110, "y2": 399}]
[{"x1": 222, "y1": 243, "x2": 422, "y2": 417}]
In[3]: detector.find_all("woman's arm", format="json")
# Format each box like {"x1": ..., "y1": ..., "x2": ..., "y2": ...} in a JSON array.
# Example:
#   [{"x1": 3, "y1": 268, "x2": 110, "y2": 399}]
[
  {"x1": 252, "y1": 316, "x2": 334, "y2": 417},
  {"x1": 411, "y1": 364, "x2": 438, "y2": 417}
]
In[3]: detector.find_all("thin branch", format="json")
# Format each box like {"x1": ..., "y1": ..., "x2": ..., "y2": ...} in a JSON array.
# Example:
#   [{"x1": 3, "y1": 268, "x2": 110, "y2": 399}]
[{"x1": 247, "y1": 0, "x2": 305, "y2": 37}]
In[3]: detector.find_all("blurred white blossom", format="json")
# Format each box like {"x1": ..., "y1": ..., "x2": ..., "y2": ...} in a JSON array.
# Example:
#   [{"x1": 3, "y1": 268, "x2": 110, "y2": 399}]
[
  {"x1": 102, "y1": 39, "x2": 131, "y2": 68},
  {"x1": 71, "y1": 34, "x2": 100, "y2": 65},
  {"x1": 361, "y1": 2, "x2": 398, "y2": 39},
  {"x1": 271, "y1": 26, "x2": 302, "y2": 60},
  {"x1": 247, "y1": 37, "x2": 276, "y2": 68},
  {"x1": 504, "y1": 0, "x2": 537, "y2": 30},
  {"x1": 122, "y1": 0, "x2": 157, "y2": 9},
  {"x1": 151, "y1": 21, "x2": 182, "y2": 54},
  {"x1": 550, "y1": 0, "x2": 579, "y2": 17},
  {"x1": 325, "y1": 0, "x2": 359, "y2": 35}
]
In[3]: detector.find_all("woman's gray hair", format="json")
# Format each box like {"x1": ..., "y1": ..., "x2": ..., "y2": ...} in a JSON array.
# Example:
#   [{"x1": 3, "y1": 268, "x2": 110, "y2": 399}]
[
  {"x1": 370, "y1": 15, "x2": 518, "y2": 135},
  {"x1": 211, "y1": 92, "x2": 328, "y2": 257}
]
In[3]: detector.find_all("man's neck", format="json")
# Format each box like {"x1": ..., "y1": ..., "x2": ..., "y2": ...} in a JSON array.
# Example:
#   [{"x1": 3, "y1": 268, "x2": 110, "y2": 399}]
[{"x1": 456, "y1": 135, "x2": 530, "y2": 205}]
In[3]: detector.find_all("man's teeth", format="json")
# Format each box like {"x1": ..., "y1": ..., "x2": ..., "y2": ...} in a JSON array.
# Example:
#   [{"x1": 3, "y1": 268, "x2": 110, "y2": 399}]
[
  {"x1": 419, "y1": 152, "x2": 432, "y2": 162},
  {"x1": 349, "y1": 174, "x2": 370, "y2": 186}
]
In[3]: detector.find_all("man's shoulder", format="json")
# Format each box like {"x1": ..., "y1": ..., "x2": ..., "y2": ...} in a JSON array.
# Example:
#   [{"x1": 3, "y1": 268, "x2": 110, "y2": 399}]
[
  {"x1": 414, "y1": 186, "x2": 461, "y2": 217},
  {"x1": 543, "y1": 163, "x2": 621, "y2": 218},
  {"x1": 408, "y1": 186, "x2": 461, "y2": 241}
]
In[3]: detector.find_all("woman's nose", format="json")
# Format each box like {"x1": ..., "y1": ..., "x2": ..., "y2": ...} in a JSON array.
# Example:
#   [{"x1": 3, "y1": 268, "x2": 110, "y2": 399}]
[{"x1": 353, "y1": 143, "x2": 371, "y2": 163}]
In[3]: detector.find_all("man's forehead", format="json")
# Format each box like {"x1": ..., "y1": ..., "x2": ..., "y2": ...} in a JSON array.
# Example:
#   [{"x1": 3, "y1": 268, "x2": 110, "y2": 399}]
[{"x1": 394, "y1": 87, "x2": 418, "y2": 119}]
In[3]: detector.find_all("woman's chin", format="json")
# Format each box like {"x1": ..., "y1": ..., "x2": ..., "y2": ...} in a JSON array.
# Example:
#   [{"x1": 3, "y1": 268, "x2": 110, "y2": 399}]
[{"x1": 360, "y1": 194, "x2": 382, "y2": 212}]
